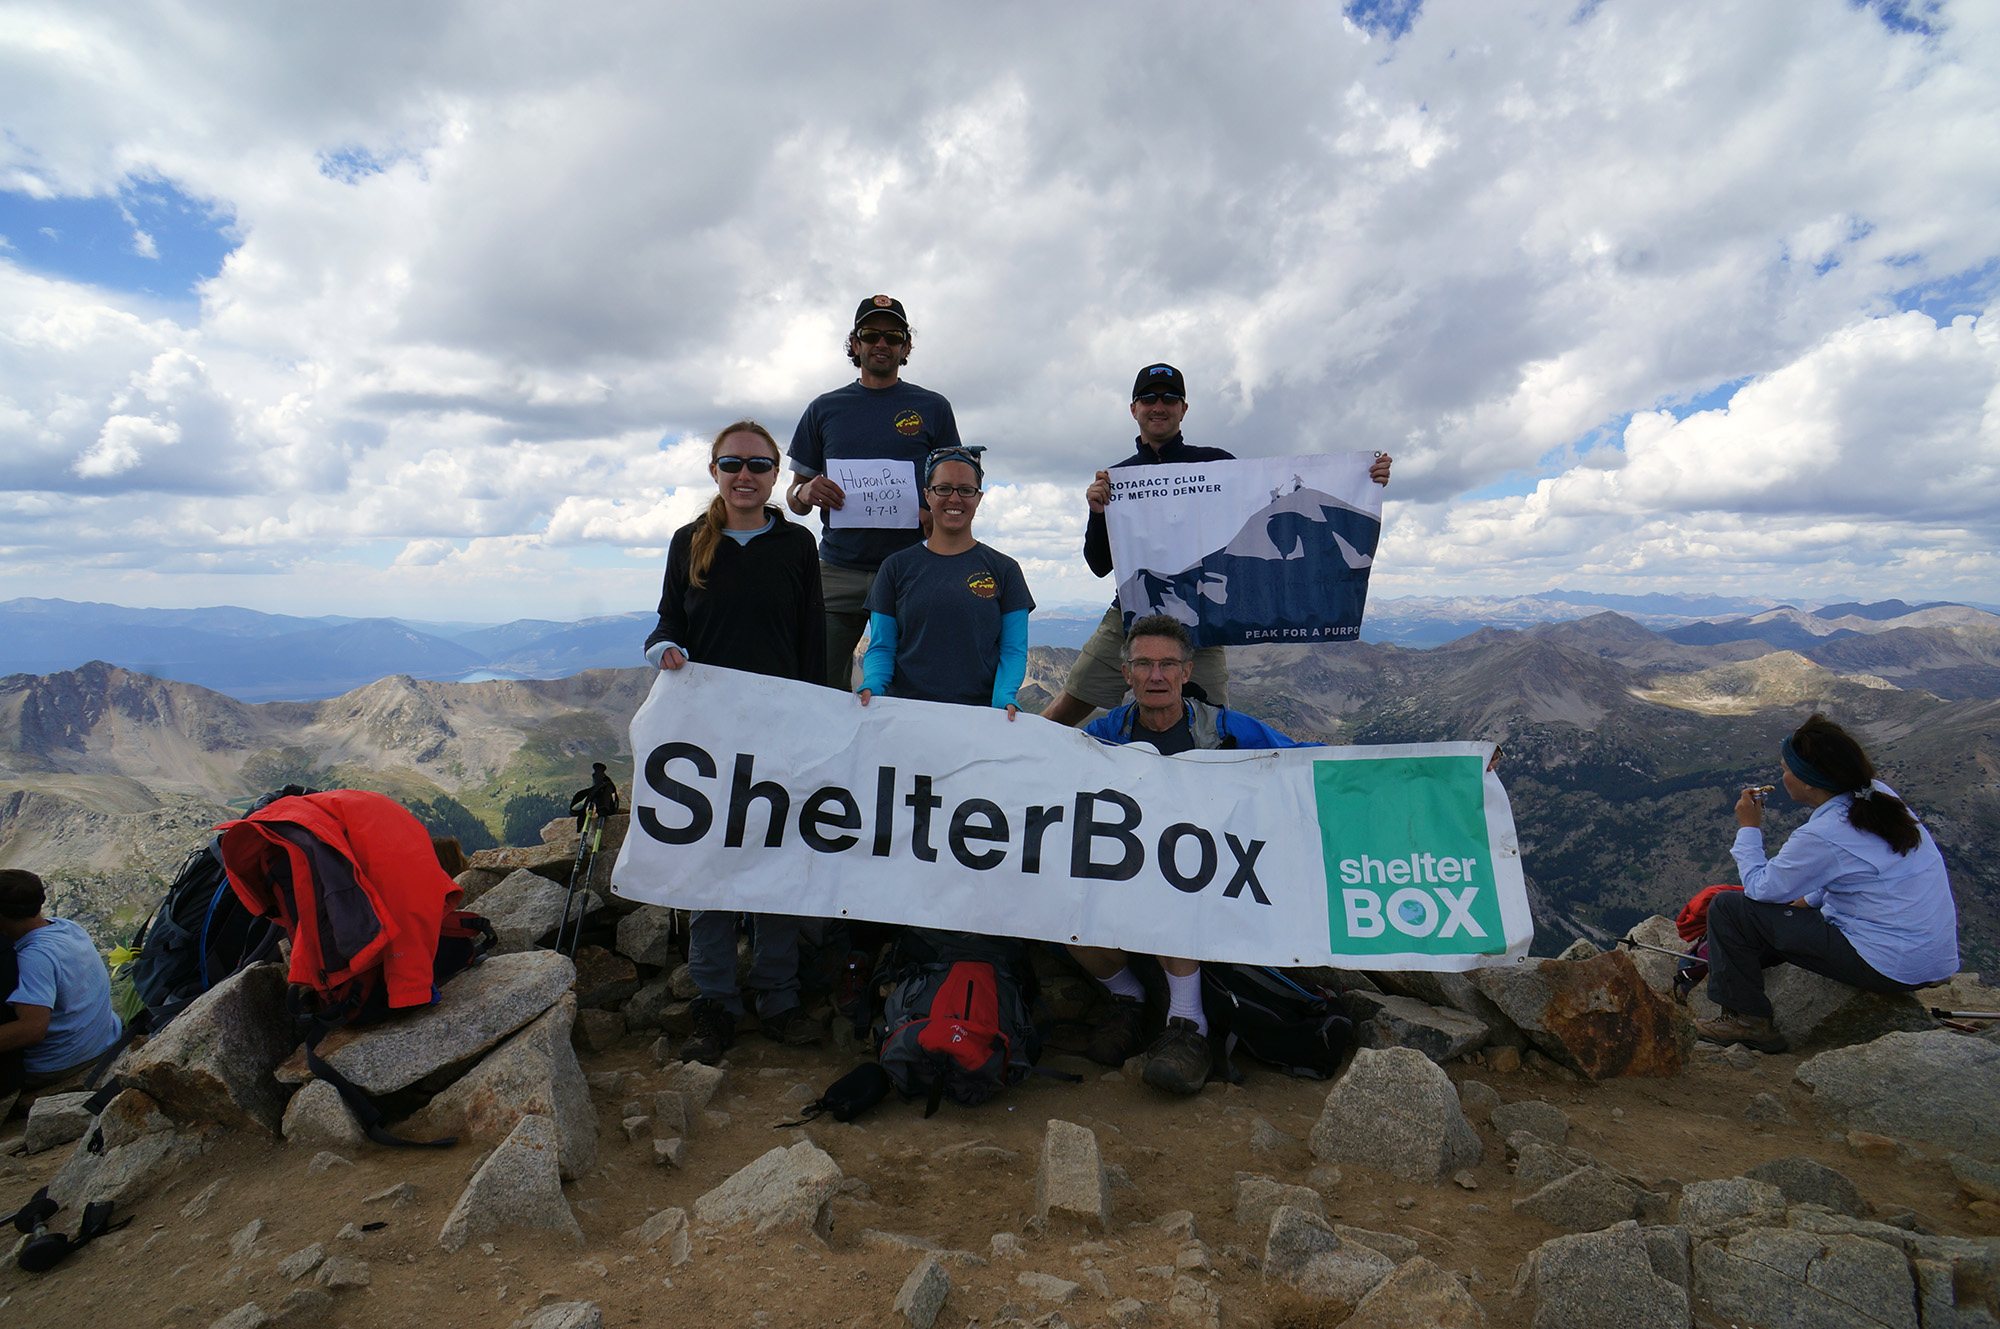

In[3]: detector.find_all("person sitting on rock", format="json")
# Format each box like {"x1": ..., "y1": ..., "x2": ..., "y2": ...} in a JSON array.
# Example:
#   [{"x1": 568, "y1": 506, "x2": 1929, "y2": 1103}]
[
  {"x1": 1067, "y1": 615, "x2": 1314, "y2": 1096},
  {"x1": 1696, "y1": 713, "x2": 1958, "y2": 1054},
  {"x1": 0, "y1": 869, "x2": 124, "y2": 1093}
]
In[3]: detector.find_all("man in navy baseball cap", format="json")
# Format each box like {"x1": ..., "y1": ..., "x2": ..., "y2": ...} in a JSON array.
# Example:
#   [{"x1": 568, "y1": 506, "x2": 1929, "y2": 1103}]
[
  {"x1": 1040, "y1": 362, "x2": 1229, "y2": 727},
  {"x1": 785, "y1": 297, "x2": 964, "y2": 688},
  {"x1": 1130, "y1": 363, "x2": 1186, "y2": 398}
]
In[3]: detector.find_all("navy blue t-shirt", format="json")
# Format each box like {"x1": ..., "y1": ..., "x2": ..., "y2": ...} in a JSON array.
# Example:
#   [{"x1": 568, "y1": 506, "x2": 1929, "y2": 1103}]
[
  {"x1": 788, "y1": 379, "x2": 962, "y2": 571},
  {"x1": 866, "y1": 542, "x2": 1034, "y2": 706}
]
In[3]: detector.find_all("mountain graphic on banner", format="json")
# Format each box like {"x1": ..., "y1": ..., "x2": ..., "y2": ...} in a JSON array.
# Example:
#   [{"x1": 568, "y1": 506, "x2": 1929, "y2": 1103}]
[{"x1": 1116, "y1": 481, "x2": 1382, "y2": 645}]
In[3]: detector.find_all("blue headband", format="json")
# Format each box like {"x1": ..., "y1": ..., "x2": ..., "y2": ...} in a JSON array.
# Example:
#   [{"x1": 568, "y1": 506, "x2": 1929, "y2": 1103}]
[
  {"x1": 924, "y1": 445, "x2": 985, "y2": 485},
  {"x1": 1780, "y1": 736, "x2": 1845, "y2": 792}
]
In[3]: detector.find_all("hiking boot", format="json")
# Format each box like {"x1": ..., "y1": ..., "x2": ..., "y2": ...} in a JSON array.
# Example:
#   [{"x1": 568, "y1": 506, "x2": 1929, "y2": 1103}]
[
  {"x1": 1694, "y1": 1009, "x2": 1787, "y2": 1054},
  {"x1": 1084, "y1": 995, "x2": 1147, "y2": 1067},
  {"x1": 758, "y1": 1003, "x2": 823, "y2": 1047},
  {"x1": 1140, "y1": 1018, "x2": 1211, "y2": 1096},
  {"x1": 682, "y1": 997, "x2": 735, "y2": 1065}
]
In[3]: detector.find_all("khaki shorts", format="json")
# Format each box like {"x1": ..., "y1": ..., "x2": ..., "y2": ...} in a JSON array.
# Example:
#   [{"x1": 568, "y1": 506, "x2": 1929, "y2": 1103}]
[
  {"x1": 1061, "y1": 605, "x2": 1229, "y2": 710},
  {"x1": 819, "y1": 561, "x2": 879, "y2": 691}
]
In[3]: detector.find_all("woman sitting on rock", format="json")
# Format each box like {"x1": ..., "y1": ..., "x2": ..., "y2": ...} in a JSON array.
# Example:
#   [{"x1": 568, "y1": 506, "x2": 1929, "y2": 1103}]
[
  {"x1": 643, "y1": 420, "x2": 826, "y2": 1064},
  {"x1": 1697, "y1": 713, "x2": 1958, "y2": 1053}
]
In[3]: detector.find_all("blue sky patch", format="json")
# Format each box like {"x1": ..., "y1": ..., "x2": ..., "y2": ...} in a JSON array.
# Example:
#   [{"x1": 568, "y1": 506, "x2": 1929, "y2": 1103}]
[
  {"x1": 318, "y1": 146, "x2": 392, "y2": 184},
  {"x1": 0, "y1": 177, "x2": 236, "y2": 299},
  {"x1": 1892, "y1": 259, "x2": 1999, "y2": 324},
  {"x1": 1671, "y1": 377, "x2": 1753, "y2": 420},
  {"x1": 1857, "y1": 0, "x2": 1943, "y2": 37},
  {"x1": 1455, "y1": 376, "x2": 1754, "y2": 502},
  {"x1": 1345, "y1": 0, "x2": 1423, "y2": 40}
]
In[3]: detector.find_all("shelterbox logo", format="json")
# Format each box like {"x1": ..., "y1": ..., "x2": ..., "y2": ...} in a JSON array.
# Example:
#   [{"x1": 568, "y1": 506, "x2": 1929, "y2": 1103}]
[{"x1": 1313, "y1": 756, "x2": 1505, "y2": 956}]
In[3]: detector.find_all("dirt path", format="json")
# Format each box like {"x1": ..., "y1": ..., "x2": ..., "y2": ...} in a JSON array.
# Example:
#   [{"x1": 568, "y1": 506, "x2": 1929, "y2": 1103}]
[{"x1": 2, "y1": 1031, "x2": 1991, "y2": 1328}]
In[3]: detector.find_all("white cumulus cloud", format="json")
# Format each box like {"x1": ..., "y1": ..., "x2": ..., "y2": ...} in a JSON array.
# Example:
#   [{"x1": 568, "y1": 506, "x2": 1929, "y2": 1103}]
[
  {"x1": 0, "y1": 0, "x2": 1993, "y2": 619},
  {"x1": 73, "y1": 412, "x2": 180, "y2": 476}
]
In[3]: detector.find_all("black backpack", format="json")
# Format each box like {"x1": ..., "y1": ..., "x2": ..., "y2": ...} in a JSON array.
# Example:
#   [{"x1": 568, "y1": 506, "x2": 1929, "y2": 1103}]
[
  {"x1": 124, "y1": 838, "x2": 281, "y2": 1028},
  {"x1": 117, "y1": 784, "x2": 318, "y2": 1030},
  {"x1": 1201, "y1": 964, "x2": 1355, "y2": 1080}
]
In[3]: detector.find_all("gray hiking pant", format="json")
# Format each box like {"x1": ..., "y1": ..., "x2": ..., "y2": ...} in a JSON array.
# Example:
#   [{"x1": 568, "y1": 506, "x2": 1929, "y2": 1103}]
[
  {"x1": 1704, "y1": 891, "x2": 1915, "y2": 1020},
  {"x1": 687, "y1": 911, "x2": 807, "y2": 1019}
]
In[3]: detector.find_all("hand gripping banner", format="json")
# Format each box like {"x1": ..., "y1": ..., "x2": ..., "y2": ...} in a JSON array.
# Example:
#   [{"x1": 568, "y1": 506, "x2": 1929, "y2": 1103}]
[
  {"x1": 1106, "y1": 452, "x2": 1383, "y2": 647},
  {"x1": 611, "y1": 667, "x2": 1533, "y2": 971}
]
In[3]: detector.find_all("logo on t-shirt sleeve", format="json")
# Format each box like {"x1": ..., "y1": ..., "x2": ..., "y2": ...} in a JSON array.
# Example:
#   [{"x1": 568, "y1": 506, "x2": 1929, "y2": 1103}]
[
  {"x1": 895, "y1": 411, "x2": 923, "y2": 436},
  {"x1": 966, "y1": 572, "x2": 997, "y2": 599}
]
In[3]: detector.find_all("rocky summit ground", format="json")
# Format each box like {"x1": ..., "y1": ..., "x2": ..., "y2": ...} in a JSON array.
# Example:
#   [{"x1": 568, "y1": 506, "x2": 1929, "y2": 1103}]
[{"x1": 3, "y1": 1004, "x2": 1998, "y2": 1329}]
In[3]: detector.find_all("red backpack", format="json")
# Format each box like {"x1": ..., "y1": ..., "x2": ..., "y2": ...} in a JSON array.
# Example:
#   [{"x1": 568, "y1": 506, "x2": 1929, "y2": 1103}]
[
  {"x1": 1676, "y1": 883, "x2": 1744, "y2": 942},
  {"x1": 873, "y1": 931, "x2": 1081, "y2": 1116}
]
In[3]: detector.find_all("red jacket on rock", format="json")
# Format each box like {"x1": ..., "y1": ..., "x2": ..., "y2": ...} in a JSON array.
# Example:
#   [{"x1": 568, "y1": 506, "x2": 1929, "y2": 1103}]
[{"x1": 219, "y1": 789, "x2": 462, "y2": 1010}]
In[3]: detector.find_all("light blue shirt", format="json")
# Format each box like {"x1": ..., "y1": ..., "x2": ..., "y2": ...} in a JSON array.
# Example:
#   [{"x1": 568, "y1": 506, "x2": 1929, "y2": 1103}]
[
  {"x1": 11, "y1": 917, "x2": 123, "y2": 1075},
  {"x1": 1732, "y1": 781, "x2": 1958, "y2": 986}
]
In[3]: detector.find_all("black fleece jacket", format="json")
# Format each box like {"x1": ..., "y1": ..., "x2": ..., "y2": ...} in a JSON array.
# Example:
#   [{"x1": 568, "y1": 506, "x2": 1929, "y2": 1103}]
[{"x1": 645, "y1": 507, "x2": 826, "y2": 685}]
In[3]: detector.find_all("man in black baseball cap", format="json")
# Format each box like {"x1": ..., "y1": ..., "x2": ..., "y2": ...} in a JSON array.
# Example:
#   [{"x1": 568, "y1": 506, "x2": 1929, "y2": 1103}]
[
  {"x1": 1038, "y1": 363, "x2": 1391, "y2": 726},
  {"x1": 786, "y1": 295, "x2": 964, "y2": 688}
]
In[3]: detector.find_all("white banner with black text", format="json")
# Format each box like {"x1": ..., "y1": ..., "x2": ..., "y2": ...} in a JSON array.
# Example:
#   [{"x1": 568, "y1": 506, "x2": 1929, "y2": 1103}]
[{"x1": 610, "y1": 665, "x2": 1533, "y2": 970}]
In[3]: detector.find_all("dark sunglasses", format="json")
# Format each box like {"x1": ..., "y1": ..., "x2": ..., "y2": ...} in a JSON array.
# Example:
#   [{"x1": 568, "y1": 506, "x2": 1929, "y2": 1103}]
[
  {"x1": 1134, "y1": 393, "x2": 1184, "y2": 405},
  {"x1": 714, "y1": 456, "x2": 778, "y2": 474},
  {"x1": 854, "y1": 329, "x2": 909, "y2": 346}
]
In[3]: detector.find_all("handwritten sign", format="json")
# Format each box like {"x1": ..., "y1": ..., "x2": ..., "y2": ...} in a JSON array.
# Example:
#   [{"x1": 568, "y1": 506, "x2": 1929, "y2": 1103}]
[{"x1": 826, "y1": 457, "x2": 918, "y2": 529}]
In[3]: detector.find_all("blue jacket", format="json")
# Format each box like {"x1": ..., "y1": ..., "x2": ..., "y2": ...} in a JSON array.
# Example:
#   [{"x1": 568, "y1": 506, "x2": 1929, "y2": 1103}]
[{"x1": 1084, "y1": 698, "x2": 1316, "y2": 750}]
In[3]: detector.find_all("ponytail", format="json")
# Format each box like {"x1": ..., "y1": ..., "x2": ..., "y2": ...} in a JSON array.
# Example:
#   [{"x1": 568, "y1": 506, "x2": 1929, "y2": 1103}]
[
  {"x1": 688, "y1": 495, "x2": 730, "y2": 591},
  {"x1": 1789, "y1": 713, "x2": 1921, "y2": 854}
]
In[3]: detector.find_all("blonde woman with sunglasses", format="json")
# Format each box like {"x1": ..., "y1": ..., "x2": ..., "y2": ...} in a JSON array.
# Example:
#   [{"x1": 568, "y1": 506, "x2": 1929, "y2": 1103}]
[{"x1": 642, "y1": 419, "x2": 825, "y2": 1062}]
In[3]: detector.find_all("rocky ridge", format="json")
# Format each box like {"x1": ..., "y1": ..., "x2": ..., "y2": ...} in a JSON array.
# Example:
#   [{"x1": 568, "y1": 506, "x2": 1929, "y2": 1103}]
[{"x1": 3, "y1": 863, "x2": 1996, "y2": 1328}]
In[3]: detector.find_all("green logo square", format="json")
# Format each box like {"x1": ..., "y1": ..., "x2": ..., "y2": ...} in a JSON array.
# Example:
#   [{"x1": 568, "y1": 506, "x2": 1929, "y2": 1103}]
[{"x1": 1313, "y1": 756, "x2": 1505, "y2": 955}]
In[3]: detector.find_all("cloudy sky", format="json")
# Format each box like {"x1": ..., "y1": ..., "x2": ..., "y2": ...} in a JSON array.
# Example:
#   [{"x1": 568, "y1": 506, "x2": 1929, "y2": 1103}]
[{"x1": 2, "y1": 0, "x2": 1996, "y2": 624}]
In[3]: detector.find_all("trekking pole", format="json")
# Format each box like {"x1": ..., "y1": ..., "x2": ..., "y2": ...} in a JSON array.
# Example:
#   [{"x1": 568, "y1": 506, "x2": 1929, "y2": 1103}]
[
  {"x1": 553, "y1": 806, "x2": 599, "y2": 959},
  {"x1": 1617, "y1": 935, "x2": 1692, "y2": 961},
  {"x1": 1931, "y1": 1009, "x2": 2000, "y2": 1021}
]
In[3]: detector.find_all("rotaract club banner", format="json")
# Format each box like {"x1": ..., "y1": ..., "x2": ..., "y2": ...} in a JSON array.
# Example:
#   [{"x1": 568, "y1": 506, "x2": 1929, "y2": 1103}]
[
  {"x1": 610, "y1": 666, "x2": 1534, "y2": 971},
  {"x1": 1105, "y1": 452, "x2": 1383, "y2": 647}
]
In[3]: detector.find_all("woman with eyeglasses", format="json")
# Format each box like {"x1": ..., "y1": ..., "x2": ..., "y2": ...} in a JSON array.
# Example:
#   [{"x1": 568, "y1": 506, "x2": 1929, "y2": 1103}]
[
  {"x1": 643, "y1": 419, "x2": 825, "y2": 1062},
  {"x1": 856, "y1": 446, "x2": 1035, "y2": 715}
]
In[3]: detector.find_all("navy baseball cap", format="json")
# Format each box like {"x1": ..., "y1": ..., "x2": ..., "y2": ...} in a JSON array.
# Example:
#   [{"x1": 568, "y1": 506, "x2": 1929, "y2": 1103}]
[
  {"x1": 853, "y1": 295, "x2": 909, "y2": 330},
  {"x1": 1132, "y1": 363, "x2": 1187, "y2": 399}
]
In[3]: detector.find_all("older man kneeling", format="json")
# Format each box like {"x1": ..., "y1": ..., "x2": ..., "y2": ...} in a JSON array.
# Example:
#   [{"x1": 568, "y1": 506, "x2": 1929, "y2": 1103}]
[{"x1": 1066, "y1": 615, "x2": 1313, "y2": 1095}]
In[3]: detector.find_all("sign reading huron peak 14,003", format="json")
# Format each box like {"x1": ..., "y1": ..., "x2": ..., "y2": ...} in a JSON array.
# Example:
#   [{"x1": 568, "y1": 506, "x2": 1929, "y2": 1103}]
[
  {"x1": 610, "y1": 666, "x2": 1533, "y2": 971},
  {"x1": 1104, "y1": 452, "x2": 1383, "y2": 647}
]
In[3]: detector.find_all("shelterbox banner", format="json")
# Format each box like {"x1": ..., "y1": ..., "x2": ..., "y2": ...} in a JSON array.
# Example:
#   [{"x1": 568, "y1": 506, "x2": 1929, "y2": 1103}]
[
  {"x1": 611, "y1": 667, "x2": 1532, "y2": 971},
  {"x1": 1105, "y1": 452, "x2": 1383, "y2": 647}
]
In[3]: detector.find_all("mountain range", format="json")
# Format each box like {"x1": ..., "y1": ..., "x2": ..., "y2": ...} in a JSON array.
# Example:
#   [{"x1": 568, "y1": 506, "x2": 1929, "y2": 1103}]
[
  {"x1": 0, "y1": 597, "x2": 655, "y2": 701},
  {"x1": 10, "y1": 592, "x2": 1998, "y2": 700},
  {"x1": 5, "y1": 602, "x2": 1996, "y2": 972}
]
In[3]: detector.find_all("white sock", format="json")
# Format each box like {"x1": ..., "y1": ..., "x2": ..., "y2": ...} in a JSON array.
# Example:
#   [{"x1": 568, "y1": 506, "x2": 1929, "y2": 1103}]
[
  {"x1": 1097, "y1": 967, "x2": 1145, "y2": 1001},
  {"x1": 1165, "y1": 968, "x2": 1208, "y2": 1035}
]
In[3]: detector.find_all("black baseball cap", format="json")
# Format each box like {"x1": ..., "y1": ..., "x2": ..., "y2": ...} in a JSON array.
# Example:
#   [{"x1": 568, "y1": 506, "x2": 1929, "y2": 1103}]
[
  {"x1": 853, "y1": 295, "x2": 909, "y2": 330},
  {"x1": 1132, "y1": 363, "x2": 1186, "y2": 399}
]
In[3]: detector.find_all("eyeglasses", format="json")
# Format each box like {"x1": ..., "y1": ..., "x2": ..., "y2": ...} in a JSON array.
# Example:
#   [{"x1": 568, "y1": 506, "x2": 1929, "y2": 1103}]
[
  {"x1": 714, "y1": 456, "x2": 778, "y2": 474},
  {"x1": 854, "y1": 329, "x2": 909, "y2": 346},
  {"x1": 1127, "y1": 656, "x2": 1191, "y2": 674},
  {"x1": 925, "y1": 484, "x2": 981, "y2": 498},
  {"x1": 1134, "y1": 393, "x2": 1184, "y2": 405}
]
